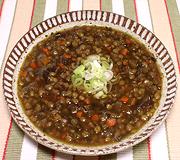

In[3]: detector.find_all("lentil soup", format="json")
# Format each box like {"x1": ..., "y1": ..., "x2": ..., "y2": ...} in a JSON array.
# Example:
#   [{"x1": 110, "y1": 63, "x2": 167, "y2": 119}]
[{"x1": 17, "y1": 26, "x2": 162, "y2": 146}]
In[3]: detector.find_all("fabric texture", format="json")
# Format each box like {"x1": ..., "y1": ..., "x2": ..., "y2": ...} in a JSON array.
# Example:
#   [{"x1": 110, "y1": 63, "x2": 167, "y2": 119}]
[{"x1": 0, "y1": 0, "x2": 179, "y2": 159}]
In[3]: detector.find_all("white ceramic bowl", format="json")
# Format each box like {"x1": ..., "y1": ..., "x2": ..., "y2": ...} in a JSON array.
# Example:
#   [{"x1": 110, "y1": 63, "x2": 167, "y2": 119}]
[{"x1": 2, "y1": 10, "x2": 177, "y2": 156}]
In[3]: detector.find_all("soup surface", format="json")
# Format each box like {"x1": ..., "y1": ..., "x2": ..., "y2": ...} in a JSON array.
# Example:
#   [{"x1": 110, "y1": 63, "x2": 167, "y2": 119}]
[{"x1": 18, "y1": 26, "x2": 162, "y2": 146}]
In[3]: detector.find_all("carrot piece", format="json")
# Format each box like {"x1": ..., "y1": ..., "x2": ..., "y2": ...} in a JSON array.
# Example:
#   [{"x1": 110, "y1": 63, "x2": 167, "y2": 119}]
[
  {"x1": 63, "y1": 53, "x2": 71, "y2": 59},
  {"x1": 120, "y1": 48, "x2": 129, "y2": 56},
  {"x1": 106, "y1": 46, "x2": 112, "y2": 52},
  {"x1": 57, "y1": 40, "x2": 65, "y2": 46},
  {"x1": 42, "y1": 57, "x2": 49, "y2": 65},
  {"x1": 76, "y1": 111, "x2": 83, "y2": 118},
  {"x1": 58, "y1": 63, "x2": 65, "y2": 68},
  {"x1": 58, "y1": 96, "x2": 65, "y2": 101},
  {"x1": 60, "y1": 132, "x2": 67, "y2": 139},
  {"x1": 119, "y1": 96, "x2": 129, "y2": 103},
  {"x1": 125, "y1": 38, "x2": 132, "y2": 45},
  {"x1": 42, "y1": 48, "x2": 50, "y2": 56},
  {"x1": 122, "y1": 60, "x2": 128, "y2": 65},
  {"x1": 20, "y1": 71, "x2": 27, "y2": 77},
  {"x1": 30, "y1": 62, "x2": 38, "y2": 69},
  {"x1": 106, "y1": 119, "x2": 117, "y2": 127},
  {"x1": 84, "y1": 98, "x2": 91, "y2": 105},
  {"x1": 91, "y1": 114, "x2": 99, "y2": 121},
  {"x1": 72, "y1": 58, "x2": 76, "y2": 61}
]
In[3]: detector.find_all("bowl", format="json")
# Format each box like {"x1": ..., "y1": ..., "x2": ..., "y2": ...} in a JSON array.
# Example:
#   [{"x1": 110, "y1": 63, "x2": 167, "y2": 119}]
[{"x1": 2, "y1": 10, "x2": 177, "y2": 156}]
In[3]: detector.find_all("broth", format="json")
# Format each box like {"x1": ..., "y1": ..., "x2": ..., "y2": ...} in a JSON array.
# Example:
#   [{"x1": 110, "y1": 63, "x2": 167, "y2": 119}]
[{"x1": 18, "y1": 26, "x2": 162, "y2": 146}]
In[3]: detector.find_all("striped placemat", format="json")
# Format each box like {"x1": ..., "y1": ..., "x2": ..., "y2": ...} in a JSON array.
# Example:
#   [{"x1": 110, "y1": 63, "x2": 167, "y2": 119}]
[{"x1": 0, "y1": 0, "x2": 180, "y2": 160}]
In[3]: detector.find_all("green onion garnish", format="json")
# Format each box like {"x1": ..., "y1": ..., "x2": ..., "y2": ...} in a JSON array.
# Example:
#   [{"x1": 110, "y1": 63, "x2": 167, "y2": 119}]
[{"x1": 71, "y1": 55, "x2": 113, "y2": 99}]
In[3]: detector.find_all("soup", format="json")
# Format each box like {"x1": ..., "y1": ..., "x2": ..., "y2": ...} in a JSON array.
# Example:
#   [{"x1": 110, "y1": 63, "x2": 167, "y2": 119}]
[{"x1": 18, "y1": 26, "x2": 162, "y2": 146}]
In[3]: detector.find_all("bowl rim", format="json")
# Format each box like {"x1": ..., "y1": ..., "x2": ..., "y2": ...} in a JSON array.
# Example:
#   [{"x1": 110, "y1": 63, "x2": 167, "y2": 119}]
[{"x1": 2, "y1": 10, "x2": 177, "y2": 156}]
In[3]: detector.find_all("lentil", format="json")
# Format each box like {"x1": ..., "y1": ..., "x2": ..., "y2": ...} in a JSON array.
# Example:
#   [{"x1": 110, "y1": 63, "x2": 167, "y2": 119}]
[{"x1": 18, "y1": 26, "x2": 162, "y2": 146}]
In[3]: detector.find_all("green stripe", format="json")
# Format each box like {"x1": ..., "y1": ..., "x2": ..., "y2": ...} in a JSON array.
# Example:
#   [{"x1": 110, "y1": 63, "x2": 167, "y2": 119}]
[
  {"x1": 0, "y1": 0, "x2": 3, "y2": 7},
  {"x1": 57, "y1": 0, "x2": 68, "y2": 15},
  {"x1": 36, "y1": 1, "x2": 68, "y2": 158},
  {"x1": 100, "y1": 0, "x2": 117, "y2": 156},
  {"x1": 167, "y1": 0, "x2": 180, "y2": 62},
  {"x1": 74, "y1": 156, "x2": 99, "y2": 160},
  {"x1": 165, "y1": 121, "x2": 171, "y2": 160},
  {"x1": 99, "y1": 1, "x2": 117, "y2": 159},
  {"x1": 124, "y1": 0, "x2": 136, "y2": 21},
  {"x1": 100, "y1": 0, "x2": 116, "y2": 158},
  {"x1": 147, "y1": 0, "x2": 154, "y2": 32},
  {"x1": 101, "y1": 0, "x2": 112, "y2": 12},
  {"x1": 36, "y1": 145, "x2": 52, "y2": 160},
  {"x1": 31, "y1": 0, "x2": 46, "y2": 27},
  {"x1": 100, "y1": 154, "x2": 117, "y2": 160},
  {"x1": 133, "y1": 140, "x2": 149, "y2": 160},
  {"x1": 5, "y1": 122, "x2": 24, "y2": 160},
  {"x1": 33, "y1": 0, "x2": 51, "y2": 159}
]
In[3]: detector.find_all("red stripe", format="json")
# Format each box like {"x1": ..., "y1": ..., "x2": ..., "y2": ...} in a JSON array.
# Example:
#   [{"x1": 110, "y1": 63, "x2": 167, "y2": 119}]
[
  {"x1": 50, "y1": 0, "x2": 71, "y2": 159},
  {"x1": 133, "y1": 0, "x2": 152, "y2": 159},
  {"x1": 2, "y1": 118, "x2": 13, "y2": 160},
  {"x1": 133, "y1": 0, "x2": 139, "y2": 22},
  {"x1": 68, "y1": 0, "x2": 70, "y2": 12},
  {"x1": 99, "y1": 0, "x2": 102, "y2": 11},
  {"x1": 164, "y1": 0, "x2": 180, "y2": 73},
  {"x1": 51, "y1": 150, "x2": 56, "y2": 160},
  {"x1": 147, "y1": 138, "x2": 152, "y2": 160},
  {"x1": 2, "y1": 0, "x2": 36, "y2": 159},
  {"x1": 0, "y1": 0, "x2": 5, "y2": 17},
  {"x1": 29, "y1": 0, "x2": 36, "y2": 29}
]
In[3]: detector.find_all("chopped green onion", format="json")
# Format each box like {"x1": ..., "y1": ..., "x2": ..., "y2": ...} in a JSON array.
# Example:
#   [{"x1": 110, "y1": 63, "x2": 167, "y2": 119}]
[
  {"x1": 73, "y1": 65, "x2": 85, "y2": 77},
  {"x1": 102, "y1": 61, "x2": 110, "y2": 69},
  {"x1": 73, "y1": 78, "x2": 83, "y2": 86},
  {"x1": 71, "y1": 55, "x2": 114, "y2": 99},
  {"x1": 94, "y1": 91, "x2": 104, "y2": 99}
]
